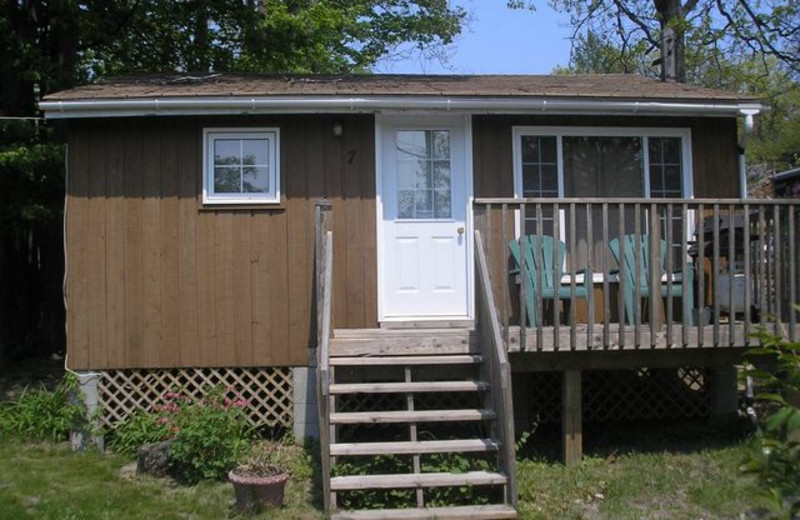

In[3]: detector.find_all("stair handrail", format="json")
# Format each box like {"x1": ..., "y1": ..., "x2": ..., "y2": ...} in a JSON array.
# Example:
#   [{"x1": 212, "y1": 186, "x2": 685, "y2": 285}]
[
  {"x1": 475, "y1": 229, "x2": 517, "y2": 507},
  {"x1": 315, "y1": 201, "x2": 333, "y2": 516}
]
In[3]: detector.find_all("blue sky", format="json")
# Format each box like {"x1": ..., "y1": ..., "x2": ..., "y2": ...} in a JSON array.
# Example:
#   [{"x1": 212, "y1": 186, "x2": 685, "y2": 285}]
[{"x1": 375, "y1": 1, "x2": 575, "y2": 74}]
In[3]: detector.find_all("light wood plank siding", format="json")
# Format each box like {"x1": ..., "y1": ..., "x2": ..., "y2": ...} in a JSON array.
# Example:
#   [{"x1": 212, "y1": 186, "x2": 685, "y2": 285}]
[{"x1": 65, "y1": 115, "x2": 378, "y2": 370}]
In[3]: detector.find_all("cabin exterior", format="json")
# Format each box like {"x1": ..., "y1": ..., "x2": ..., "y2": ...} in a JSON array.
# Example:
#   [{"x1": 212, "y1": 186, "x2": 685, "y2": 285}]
[{"x1": 43, "y1": 74, "x2": 792, "y2": 518}]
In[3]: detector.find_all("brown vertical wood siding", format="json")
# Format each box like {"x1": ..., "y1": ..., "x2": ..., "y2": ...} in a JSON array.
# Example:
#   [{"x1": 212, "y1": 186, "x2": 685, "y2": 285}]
[
  {"x1": 66, "y1": 112, "x2": 739, "y2": 370},
  {"x1": 472, "y1": 114, "x2": 741, "y2": 323},
  {"x1": 66, "y1": 115, "x2": 378, "y2": 370}
]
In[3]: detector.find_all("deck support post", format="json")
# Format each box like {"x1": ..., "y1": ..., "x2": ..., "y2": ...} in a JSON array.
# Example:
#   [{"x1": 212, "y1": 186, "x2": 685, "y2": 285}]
[
  {"x1": 562, "y1": 369, "x2": 582, "y2": 466},
  {"x1": 711, "y1": 364, "x2": 739, "y2": 418},
  {"x1": 70, "y1": 371, "x2": 104, "y2": 452},
  {"x1": 293, "y1": 364, "x2": 320, "y2": 439}
]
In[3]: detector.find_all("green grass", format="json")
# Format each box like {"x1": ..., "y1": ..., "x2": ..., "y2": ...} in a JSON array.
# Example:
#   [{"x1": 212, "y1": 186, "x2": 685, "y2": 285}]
[
  {"x1": 515, "y1": 420, "x2": 773, "y2": 519},
  {"x1": 0, "y1": 420, "x2": 775, "y2": 519},
  {"x1": 0, "y1": 440, "x2": 322, "y2": 520}
]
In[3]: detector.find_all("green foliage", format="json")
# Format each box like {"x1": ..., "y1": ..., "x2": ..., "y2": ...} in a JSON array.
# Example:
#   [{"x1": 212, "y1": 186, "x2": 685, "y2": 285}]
[
  {"x1": 110, "y1": 412, "x2": 173, "y2": 456},
  {"x1": 109, "y1": 387, "x2": 253, "y2": 483},
  {"x1": 742, "y1": 326, "x2": 800, "y2": 518},
  {"x1": 169, "y1": 389, "x2": 252, "y2": 484},
  {"x1": 0, "y1": 374, "x2": 84, "y2": 442}
]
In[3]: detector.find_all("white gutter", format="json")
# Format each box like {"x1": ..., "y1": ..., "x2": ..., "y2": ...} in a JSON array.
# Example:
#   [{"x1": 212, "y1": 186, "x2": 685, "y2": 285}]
[{"x1": 39, "y1": 95, "x2": 764, "y2": 119}]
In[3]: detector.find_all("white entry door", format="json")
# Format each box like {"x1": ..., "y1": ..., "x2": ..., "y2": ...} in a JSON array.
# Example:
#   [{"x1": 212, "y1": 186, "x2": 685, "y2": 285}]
[{"x1": 379, "y1": 115, "x2": 471, "y2": 320}]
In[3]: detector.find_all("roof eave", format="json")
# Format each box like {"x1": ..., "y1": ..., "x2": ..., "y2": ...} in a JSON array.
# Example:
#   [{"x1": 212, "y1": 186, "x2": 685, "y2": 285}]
[{"x1": 38, "y1": 95, "x2": 766, "y2": 119}]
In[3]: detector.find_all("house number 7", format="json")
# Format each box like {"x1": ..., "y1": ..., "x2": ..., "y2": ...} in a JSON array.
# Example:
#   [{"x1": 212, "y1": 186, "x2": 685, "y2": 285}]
[{"x1": 347, "y1": 150, "x2": 357, "y2": 164}]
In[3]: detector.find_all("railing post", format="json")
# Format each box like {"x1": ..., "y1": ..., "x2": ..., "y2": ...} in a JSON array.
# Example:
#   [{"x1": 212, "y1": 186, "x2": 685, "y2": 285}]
[
  {"x1": 649, "y1": 203, "x2": 663, "y2": 342},
  {"x1": 316, "y1": 200, "x2": 333, "y2": 345}
]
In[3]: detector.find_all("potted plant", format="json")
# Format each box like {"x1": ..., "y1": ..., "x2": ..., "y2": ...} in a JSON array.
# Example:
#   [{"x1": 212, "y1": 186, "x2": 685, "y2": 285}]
[{"x1": 229, "y1": 443, "x2": 290, "y2": 513}]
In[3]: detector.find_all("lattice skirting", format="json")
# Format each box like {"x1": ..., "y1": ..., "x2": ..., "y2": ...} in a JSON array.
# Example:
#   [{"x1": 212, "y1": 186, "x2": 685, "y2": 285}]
[
  {"x1": 97, "y1": 367, "x2": 293, "y2": 429},
  {"x1": 521, "y1": 367, "x2": 712, "y2": 425}
]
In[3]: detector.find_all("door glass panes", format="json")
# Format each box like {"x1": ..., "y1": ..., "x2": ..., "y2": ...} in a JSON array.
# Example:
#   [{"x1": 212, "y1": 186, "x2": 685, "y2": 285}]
[
  {"x1": 213, "y1": 138, "x2": 270, "y2": 194},
  {"x1": 396, "y1": 130, "x2": 451, "y2": 219}
]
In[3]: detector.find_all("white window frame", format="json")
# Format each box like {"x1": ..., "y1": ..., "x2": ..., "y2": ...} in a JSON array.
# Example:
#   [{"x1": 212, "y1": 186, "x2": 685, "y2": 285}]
[
  {"x1": 512, "y1": 126, "x2": 693, "y2": 234},
  {"x1": 511, "y1": 126, "x2": 694, "y2": 281},
  {"x1": 202, "y1": 127, "x2": 281, "y2": 205}
]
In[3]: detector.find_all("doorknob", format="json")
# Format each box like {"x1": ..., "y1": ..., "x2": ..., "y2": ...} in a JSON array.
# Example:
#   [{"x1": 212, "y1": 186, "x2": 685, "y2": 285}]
[{"x1": 457, "y1": 227, "x2": 465, "y2": 235}]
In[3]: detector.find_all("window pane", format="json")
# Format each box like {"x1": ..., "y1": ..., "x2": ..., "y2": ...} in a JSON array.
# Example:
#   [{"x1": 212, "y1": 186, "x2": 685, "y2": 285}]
[
  {"x1": 397, "y1": 160, "x2": 416, "y2": 189},
  {"x1": 416, "y1": 161, "x2": 432, "y2": 190},
  {"x1": 432, "y1": 130, "x2": 450, "y2": 159},
  {"x1": 214, "y1": 139, "x2": 240, "y2": 166},
  {"x1": 434, "y1": 189, "x2": 451, "y2": 219},
  {"x1": 214, "y1": 166, "x2": 240, "y2": 193},
  {"x1": 241, "y1": 139, "x2": 269, "y2": 166},
  {"x1": 242, "y1": 166, "x2": 269, "y2": 193},
  {"x1": 396, "y1": 131, "x2": 427, "y2": 160},
  {"x1": 398, "y1": 190, "x2": 415, "y2": 218},
  {"x1": 433, "y1": 161, "x2": 450, "y2": 189},
  {"x1": 396, "y1": 130, "x2": 451, "y2": 219},
  {"x1": 563, "y1": 136, "x2": 642, "y2": 197},
  {"x1": 415, "y1": 190, "x2": 433, "y2": 219},
  {"x1": 521, "y1": 136, "x2": 559, "y2": 198},
  {"x1": 649, "y1": 137, "x2": 683, "y2": 198}
]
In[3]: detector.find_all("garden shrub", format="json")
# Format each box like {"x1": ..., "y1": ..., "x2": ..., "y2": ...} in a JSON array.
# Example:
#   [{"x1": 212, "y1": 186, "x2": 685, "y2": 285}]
[
  {"x1": 109, "y1": 387, "x2": 253, "y2": 483},
  {"x1": 742, "y1": 326, "x2": 800, "y2": 518},
  {"x1": 0, "y1": 374, "x2": 84, "y2": 442}
]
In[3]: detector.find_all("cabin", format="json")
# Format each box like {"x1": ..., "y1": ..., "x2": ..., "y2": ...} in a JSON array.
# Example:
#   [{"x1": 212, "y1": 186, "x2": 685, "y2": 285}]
[{"x1": 42, "y1": 74, "x2": 793, "y2": 519}]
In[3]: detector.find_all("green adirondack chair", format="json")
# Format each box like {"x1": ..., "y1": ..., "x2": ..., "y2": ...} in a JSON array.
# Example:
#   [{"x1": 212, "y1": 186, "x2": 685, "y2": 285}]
[
  {"x1": 609, "y1": 234, "x2": 695, "y2": 325},
  {"x1": 509, "y1": 235, "x2": 590, "y2": 327}
]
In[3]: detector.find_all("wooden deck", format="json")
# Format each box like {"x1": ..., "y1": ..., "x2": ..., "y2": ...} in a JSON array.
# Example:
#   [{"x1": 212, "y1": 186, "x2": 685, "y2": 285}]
[{"x1": 506, "y1": 323, "x2": 800, "y2": 353}]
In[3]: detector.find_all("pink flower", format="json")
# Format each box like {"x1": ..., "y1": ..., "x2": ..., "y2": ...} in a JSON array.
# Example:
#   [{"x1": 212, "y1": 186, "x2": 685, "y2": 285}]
[{"x1": 233, "y1": 399, "x2": 248, "y2": 408}]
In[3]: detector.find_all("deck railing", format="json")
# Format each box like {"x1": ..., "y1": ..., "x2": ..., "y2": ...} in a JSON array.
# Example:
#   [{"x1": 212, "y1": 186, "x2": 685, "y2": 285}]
[
  {"x1": 314, "y1": 200, "x2": 333, "y2": 515},
  {"x1": 474, "y1": 229, "x2": 517, "y2": 505},
  {"x1": 474, "y1": 198, "x2": 800, "y2": 352}
]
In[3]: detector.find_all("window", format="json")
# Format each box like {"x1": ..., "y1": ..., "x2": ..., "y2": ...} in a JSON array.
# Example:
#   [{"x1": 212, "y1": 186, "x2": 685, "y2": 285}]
[
  {"x1": 513, "y1": 127, "x2": 693, "y2": 269},
  {"x1": 203, "y1": 128, "x2": 280, "y2": 204},
  {"x1": 396, "y1": 129, "x2": 452, "y2": 219}
]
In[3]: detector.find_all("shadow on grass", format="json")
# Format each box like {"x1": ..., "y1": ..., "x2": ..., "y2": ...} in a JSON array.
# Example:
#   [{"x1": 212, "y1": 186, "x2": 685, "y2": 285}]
[
  {"x1": 303, "y1": 437, "x2": 325, "y2": 511},
  {"x1": 517, "y1": 417, "x2": 754, "y2": 463}
]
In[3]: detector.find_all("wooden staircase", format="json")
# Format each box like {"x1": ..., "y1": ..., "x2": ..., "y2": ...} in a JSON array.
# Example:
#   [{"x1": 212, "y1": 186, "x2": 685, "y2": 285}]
[
  {"x1": 315, "y1": 203, "x2": 516, "y2": 519},
  {"x1": 322, "y1": 330, "x2": 517, "y2": 519}
]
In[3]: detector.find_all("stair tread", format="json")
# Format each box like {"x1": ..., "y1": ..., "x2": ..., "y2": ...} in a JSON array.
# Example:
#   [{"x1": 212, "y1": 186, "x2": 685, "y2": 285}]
[
  {"x1": 330, "y1": 438, "x2": 500, "y2": 456},
  {"x1": 332, "y1": 504, "x2": 517, "y2": 520},
  {"x1": 334, "y1": 328, "x2": 475, "y2": 338},
  {"x1": 330, "y1": 470, "x2": 509, "y2": 490},
  {"x1": 330, "y1": 408, "x2": 496, "y2": 424},
  {"x1": 329, "y1": 380, "x2": 488, "y2": 394},
  {"x1": 330, "y1": 331, "x2": 480, "y2": 356},
  {"x1": 330, "y1": 355, "x2": 484, "y2": 366}
]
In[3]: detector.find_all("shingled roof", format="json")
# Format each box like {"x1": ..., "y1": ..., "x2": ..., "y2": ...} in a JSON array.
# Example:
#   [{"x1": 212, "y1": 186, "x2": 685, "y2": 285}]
[{"x1": 44, "y1": 73, "x2": 757, "y2": 103}]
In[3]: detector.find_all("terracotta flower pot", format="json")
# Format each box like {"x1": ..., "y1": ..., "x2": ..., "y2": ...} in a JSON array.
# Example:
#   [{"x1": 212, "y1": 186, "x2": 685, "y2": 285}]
[{"x1": 229, "y1": 467, "x2": 289, "y2": 512}]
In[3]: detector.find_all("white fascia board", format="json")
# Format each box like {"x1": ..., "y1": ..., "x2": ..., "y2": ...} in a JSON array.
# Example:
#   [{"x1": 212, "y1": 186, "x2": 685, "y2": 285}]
[{"x1": 39, "y1": 95, "x2": 765, "y2": 119}]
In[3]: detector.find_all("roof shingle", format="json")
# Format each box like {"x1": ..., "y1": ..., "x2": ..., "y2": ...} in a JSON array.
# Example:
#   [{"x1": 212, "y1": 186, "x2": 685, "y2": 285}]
[{"x1": 44, "y1": 73, "x2": 758, "y2": 103}]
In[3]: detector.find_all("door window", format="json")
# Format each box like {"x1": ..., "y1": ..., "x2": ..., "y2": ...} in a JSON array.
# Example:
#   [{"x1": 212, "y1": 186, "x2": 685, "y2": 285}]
[{"x1": 396, "y1": 130, "x2": 451, "y2": 219}]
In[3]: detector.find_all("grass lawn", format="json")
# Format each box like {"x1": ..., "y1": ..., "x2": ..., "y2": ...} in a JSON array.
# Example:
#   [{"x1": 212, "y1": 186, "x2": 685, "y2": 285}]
[
  {"x1": 0, "y1": 419, "x2": 773, "y2": 520},
  {"x1": 0, "y1": 440, "x2": 322, "y2": 520}
]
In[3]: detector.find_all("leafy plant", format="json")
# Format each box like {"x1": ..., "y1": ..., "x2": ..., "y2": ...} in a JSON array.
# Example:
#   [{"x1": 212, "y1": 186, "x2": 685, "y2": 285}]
[
  {"x1": 109, "y1": 387, "x2": 253, "y2": 483},
  {"x1": 111, "y1": 411, "x2": 173, "y2": 456},
  {"x1": 0, "y1": 373, "x2": 84, "y2": 442},
  {"x1": 742, "y1": 325, "x2": 800, "y2": 518}
]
